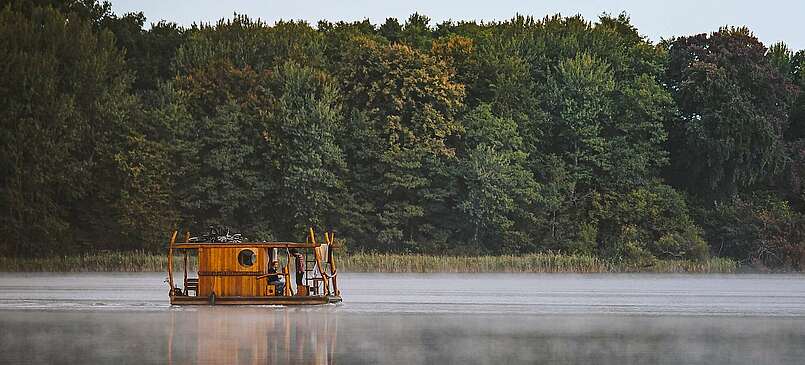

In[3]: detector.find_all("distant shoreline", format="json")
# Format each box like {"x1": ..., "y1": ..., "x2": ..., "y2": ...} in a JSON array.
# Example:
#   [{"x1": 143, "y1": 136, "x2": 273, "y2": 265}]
[{"x1": 0, "y1": 252, "x2": 745, "y2": 273}]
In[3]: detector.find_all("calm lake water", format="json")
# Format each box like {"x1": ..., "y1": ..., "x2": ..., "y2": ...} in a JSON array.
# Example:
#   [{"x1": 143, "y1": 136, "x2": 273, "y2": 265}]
[{"x1": 1, "y1": 273, "x2": 804, "y2": 364}]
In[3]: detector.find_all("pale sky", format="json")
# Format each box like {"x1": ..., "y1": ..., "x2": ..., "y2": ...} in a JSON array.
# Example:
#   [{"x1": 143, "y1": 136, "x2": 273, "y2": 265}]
[{"x1": 110, "y1": 0, "x2": 803, "y2": 50}]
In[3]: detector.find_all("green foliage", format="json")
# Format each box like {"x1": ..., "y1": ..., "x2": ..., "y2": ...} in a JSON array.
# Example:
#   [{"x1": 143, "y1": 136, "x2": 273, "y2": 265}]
[
  {"x1": 665, "y1": 27, "x2": 790, "y2": 199},
  {"x1": 592, "y1": 182, "x2": 708, "y2": 262},
  {"x1": 768, "y1": 42, "x2": 794, "y2": 79},
  {"x1": 334, "y1": 37, "x2": 465, "y2": 251},
  {"x1": 171, "y1": 61, "x2": 268, "y2": 233},
  {"x1": 1, "y1": 4, "x2": 803, "y2": 271},
  {"x1": 544, "y1": 53, "x2": 616, "y2": 190},
  {"x1": 379, "y1": 18, "x2": 402, "y2": 43},
  {"x1": 455, "y1": 105, "x2": 538, "y2": 252},
  {"x1": 261, "y1": 62, "x2": 349, "y2": 239},
  {"x1": 541, "y1": 52, "x2": 670, "y2": 192},
  {"x1": 175, "y1": 15, "x2": 323, "y2": 74},
  {"x1": 0, "y1": 0, "x2": 116, "y2": 28},
  {"x1": 126, "y1": 21, "x2": 187, "y2": 91},
  {"x1": 401, "y1": 13, "x2": 433, "y2": 51},
  {"x1": 784, "y1": 49, "x2": 805, "y2": 146},
  {"x1": 701, "y1": 194, "x2": 805, "y2": 270},
  {"x1": 0, "y1": 4, "x2": 172, "y2": 255}
]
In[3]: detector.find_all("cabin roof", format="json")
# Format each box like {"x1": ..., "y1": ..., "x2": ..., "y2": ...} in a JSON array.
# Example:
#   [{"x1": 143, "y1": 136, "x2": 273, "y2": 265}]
[{"x1": 172, "y1": 241, "x2": 320, "y2": 249}]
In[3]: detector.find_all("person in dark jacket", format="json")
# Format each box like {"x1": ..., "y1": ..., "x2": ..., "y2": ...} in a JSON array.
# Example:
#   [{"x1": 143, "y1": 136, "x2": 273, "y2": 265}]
[{"x1": 267, "y1": 261, "x2": 285, "y2": 295}]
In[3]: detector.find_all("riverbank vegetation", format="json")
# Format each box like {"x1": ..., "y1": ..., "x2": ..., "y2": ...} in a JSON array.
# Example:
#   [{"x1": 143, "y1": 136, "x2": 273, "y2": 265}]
[
  {"x1": 0, "y1": 252, "x2": 738, "y2": 273},
  {"x1": 1, "y1": 1, "x2": 804, "y2": 271}
]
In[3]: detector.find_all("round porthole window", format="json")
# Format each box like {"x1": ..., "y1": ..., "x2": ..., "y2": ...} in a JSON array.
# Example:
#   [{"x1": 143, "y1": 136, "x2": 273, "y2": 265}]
[{"x1": 238, "y1": 249, "x2": 256, "y2": 267}]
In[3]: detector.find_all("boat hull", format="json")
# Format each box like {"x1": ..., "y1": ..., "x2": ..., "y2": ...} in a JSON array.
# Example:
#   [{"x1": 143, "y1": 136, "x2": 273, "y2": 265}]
[{"x1": 170, "y1": 295, "x2": 342, "y2": 306}]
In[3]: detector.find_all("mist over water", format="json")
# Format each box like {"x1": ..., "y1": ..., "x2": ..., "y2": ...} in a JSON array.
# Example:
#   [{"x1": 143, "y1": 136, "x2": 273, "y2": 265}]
[{"x1": 1, "y1": 273, "x2": 804, "y2": 364}]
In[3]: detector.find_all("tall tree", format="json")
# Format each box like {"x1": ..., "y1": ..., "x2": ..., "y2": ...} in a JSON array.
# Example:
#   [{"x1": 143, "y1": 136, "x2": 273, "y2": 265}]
[
  {"x1": 379, "y1": 18, "x2": 402, "y2": 43},
  {"x1": 543, "y1": 53, "x2": 616, "y2": 194},
  {"x1": 260, "y1": 62, "x2": 350, "y2": 239},
  {"x1": 455, "y1": 104, "x2": 538, "y2": 251},
  {"x1": 172, "y1": 61, "x2": 270, "y2": 234},
  {"x1": 664, "y1": 27, "x2": 790, "y2": 200},
  {"x1": 127, "y1": 21, "x2": 186, "y2": 91},
  {"x1": 400, "y1": 13, "x2": 433, "y2": 51},
  {"x1": 335, "y1": 36, "x2": 465, "y2": 251}
]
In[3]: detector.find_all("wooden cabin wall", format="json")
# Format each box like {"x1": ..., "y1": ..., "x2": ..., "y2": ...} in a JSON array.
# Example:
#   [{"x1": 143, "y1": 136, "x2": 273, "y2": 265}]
[
  {"x1": 198, "y1": 247, "x2": 267, "y2": 272},
  {"x1": 198, "y1": 247, "x2": 268, "y2": 297}
]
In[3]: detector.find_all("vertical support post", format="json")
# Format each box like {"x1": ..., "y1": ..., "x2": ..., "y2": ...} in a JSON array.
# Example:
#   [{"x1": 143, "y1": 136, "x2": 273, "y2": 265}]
[
  {"x1": 183, "y1": 251, "x2": 188, "y2": 293},
  {"x1": 325, "y1": 232, "x2": 339, "y2": 296},
  {"x1": 284, "y1": 247, "x2": 294, "y2": 296},
  {"x1": 167, "y1": 231, "x2": 177, "y2": 298},
  {"x1": 328, "y1": 232, "x2": 339, "y2": 296}
]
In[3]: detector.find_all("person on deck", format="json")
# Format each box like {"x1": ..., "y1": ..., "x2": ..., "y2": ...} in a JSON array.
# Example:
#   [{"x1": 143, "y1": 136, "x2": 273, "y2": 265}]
[
  {"x1": 290, "y1": 248, "x2": 305, "y2": 286},
  {"x1": 267, "y1": 261, "x2": 285, "y2": 296}
]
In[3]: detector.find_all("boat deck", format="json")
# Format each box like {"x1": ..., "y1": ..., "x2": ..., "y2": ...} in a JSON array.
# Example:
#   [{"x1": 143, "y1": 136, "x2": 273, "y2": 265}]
[{"x1": 171, "y1": 295, "x2": 342, "y2": 306}]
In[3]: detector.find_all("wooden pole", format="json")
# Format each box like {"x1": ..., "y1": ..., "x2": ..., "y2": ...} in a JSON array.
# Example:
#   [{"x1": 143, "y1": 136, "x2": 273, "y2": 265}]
[
  {"x1": 284, "y1": 248, "x2": 293, "y2": 296},
  {"x1": 328, "y1": 232, "x2": 339, "y2": 296},
  {"x1": 183, "y1": 251, "x2": 188, "y2": 293},
  {"x1": 167, "y1": 231, "x2": 177, "y2": 297}
]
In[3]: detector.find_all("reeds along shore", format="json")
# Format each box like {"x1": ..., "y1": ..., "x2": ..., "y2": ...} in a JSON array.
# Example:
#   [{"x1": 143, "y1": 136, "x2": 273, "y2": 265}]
[{"x1": 0, "y1": 252, "x2": 739, "y2": 273}]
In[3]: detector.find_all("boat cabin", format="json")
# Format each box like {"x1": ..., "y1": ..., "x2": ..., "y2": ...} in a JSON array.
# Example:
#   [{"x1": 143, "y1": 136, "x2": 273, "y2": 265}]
[{"x1": 167, "y1": 228, "x2": 341, "y2": 305}]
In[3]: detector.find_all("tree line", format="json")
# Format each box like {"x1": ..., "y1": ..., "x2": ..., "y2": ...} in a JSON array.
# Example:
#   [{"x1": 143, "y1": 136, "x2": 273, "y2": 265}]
[{"x1": 1, "y1": 1, "x2": 804, "y2": 269}]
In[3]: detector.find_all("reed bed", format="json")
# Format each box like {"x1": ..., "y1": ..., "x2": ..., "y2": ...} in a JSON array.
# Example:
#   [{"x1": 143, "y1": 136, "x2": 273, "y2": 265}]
[
  {"x1": 339, "y1": 253, "x2": 739, "y2": 273},
  {"x1": 0, "y1": 252, "x2": 737, "y2": 273},
  {"x1": 0, "y1": 251, "x2": 195, "y2": 272}
]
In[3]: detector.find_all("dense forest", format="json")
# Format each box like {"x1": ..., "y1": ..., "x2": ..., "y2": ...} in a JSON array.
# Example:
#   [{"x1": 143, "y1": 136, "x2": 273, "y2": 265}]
[{"x1": 1, "y1": 0, "x2": 804, "y2": 270}]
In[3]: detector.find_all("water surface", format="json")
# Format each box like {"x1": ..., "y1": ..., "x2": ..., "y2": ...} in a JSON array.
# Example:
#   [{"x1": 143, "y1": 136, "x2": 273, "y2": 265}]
[{"x1": 1, "y1": 273, "x2": 804, "y2": 364}]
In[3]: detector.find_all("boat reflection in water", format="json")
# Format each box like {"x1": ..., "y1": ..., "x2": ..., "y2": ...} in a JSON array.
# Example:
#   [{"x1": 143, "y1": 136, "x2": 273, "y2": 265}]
[{"x1": 167, "y1": 307, "x2": 338, "y2": 364}]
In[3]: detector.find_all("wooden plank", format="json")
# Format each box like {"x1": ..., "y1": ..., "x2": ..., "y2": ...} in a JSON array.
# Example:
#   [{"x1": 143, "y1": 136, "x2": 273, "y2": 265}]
[{"x1": 198, "y1": 247, "x2": 266, "y2": 297}]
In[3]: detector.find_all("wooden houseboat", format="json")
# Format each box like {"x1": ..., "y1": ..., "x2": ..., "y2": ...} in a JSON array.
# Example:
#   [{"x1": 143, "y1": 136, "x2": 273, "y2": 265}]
[{"x1": 167, "y1": 228, "x2": 341, "y2": 305}]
